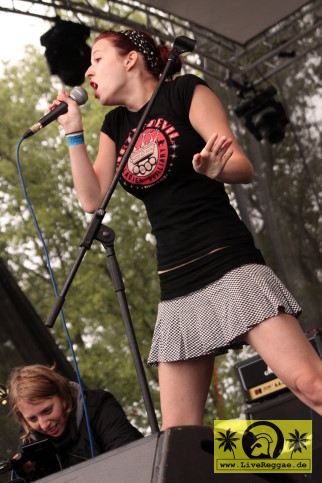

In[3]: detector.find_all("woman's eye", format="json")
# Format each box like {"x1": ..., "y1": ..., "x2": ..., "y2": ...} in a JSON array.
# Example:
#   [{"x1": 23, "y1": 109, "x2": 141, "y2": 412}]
[
  {"x1": 94, "y1": 58, "x2": 101, "y2": 63},
  {"x1": 43, "y1": 407, "x2": 52, "y2": 415}
]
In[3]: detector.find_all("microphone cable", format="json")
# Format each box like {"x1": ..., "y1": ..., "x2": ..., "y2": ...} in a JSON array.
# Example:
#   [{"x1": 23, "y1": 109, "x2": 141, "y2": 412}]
[{"x1": 15, "y1": 136, "x2": 96, "y2": 460}]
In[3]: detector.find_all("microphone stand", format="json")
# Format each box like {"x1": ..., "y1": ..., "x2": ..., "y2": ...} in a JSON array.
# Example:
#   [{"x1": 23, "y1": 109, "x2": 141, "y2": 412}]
[{"x1": 46, "y1": 36, "x2": 196, "y2": 434}]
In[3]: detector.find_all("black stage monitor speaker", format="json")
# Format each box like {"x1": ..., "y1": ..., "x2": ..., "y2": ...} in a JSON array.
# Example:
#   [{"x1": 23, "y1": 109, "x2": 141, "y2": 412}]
[
  {"x1": 37, "y1": 426, "x2": 216, "y2": 483},
  {"x1": 245, "y1": 392, "x2": 322, "y2": 483}
]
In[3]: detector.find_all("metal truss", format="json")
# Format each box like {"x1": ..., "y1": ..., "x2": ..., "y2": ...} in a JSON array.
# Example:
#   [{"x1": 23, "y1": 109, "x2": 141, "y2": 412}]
[{"x1": 1, "y1": 0, "x2": 321, "y2": 90}]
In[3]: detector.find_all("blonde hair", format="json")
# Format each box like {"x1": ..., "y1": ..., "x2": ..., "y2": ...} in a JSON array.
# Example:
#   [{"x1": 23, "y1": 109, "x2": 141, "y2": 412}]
[{"x1": 8, "y1": 364, "x2": 75, "y2": 442}]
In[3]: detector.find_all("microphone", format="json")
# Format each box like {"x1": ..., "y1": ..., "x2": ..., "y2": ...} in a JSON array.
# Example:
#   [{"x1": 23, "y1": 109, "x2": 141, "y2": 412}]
[{"x1": 22, "y1": 86, "x2": 88, "y2": 140}]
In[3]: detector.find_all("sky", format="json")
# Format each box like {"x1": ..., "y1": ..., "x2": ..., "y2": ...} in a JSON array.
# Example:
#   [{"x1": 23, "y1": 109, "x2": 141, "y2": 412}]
[{"x1": 0, "y1": 11, "x2": 49, "y2": 74}]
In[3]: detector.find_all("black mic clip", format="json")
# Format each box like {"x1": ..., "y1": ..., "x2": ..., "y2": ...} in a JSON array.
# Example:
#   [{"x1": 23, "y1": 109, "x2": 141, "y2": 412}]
[{"x1": 169, "y1": 36, "x2": 196, "y2": 61}]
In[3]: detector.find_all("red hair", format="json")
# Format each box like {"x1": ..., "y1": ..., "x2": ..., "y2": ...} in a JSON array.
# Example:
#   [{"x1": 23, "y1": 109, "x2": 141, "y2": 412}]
[{"x1": 94, "y1": 30, "x2": 181, "y2": 79}]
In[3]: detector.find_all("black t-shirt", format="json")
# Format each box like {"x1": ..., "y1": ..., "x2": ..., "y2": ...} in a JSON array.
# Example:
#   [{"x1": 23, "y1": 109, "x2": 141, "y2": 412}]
[{"x1": 101, "y1": 74, "x2": 264, "y2": 298}]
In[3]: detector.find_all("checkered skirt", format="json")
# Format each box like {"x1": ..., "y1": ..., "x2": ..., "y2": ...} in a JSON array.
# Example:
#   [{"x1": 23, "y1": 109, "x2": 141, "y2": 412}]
[{"x1": 147, "y1": 263, "x2": 301, "y2": 365}]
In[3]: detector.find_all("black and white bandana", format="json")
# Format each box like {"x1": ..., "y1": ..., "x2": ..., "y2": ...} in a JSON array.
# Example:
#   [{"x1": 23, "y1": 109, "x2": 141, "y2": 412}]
[{"x1": 121, "y1": 30, "x2": 159, "y2": 72}]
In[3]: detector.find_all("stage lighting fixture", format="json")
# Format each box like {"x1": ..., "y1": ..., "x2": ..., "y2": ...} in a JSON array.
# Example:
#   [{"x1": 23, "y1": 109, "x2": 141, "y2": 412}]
[
  {"x1": 234, "y1": 86, "x2": 289, "y2": 144},
  {"x1": 40, "y1": 19, "x2": 91, "y2": 86}
]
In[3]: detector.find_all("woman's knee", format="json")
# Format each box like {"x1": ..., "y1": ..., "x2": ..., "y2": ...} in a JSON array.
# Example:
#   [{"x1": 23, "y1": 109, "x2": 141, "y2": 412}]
[{"x1": 292, "y1": 371, "x2": 322, "y2": 406}]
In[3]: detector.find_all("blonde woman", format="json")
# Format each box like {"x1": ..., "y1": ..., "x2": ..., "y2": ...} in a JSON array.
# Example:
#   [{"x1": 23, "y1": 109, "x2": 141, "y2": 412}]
[{"x1": 8, "y1": 364, "x2": 141, "y2": 477}]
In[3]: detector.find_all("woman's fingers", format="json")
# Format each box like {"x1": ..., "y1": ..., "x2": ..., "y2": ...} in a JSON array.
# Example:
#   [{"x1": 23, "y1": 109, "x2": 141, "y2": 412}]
[
  {"x1": 48, "y1": 90, "x2": 69, "y2": 111},
  {"x1": 192, "y1": 134, "x2": 234, "y2": 179},
  {"x1": 204, "y1": 133, "x2": 218, "y2": 152},
  {"x1": 192, "y1": 153, "x2": 202, "y2": 171},
  {"x1": 201, "y1": 135, "x2": 232, "y2": 157},
  {"x1": 46, "y1": 89, "x2": 83, "y2": 133},
  {"x1": 23, "y1": 460, "x2": 35, "y2": 473},
  {"x1": 219, "y1": 139, "x2": 233, "y2": 156},
  {"x1": 213, "y1": 137, "x2": 232, "y2": 155},
  {"x1": 224, "y1": 148, "x2": 234, "y2": 161},
  {"x1": 48, "y1": 99, "x2": 62, "y2": 111},
  {"x1": 221, "y1": 148, "x2": 233, "y2": 169}
]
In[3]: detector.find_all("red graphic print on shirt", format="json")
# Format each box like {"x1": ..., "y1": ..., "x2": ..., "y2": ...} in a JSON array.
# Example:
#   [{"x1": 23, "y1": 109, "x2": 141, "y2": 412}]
[{"x1": 116, "y1": 118, "x2": 180, "y2": 189}]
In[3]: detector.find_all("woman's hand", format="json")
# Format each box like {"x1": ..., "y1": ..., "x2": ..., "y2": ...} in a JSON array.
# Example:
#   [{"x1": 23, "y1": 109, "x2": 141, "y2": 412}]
[
  {"x1": 48, "y1": 90, "x2": 83, "y2": 134},
  {"x1": 12, "y1": 452, "x2": 34, "y2": 474},
  {"x1": 189, "y1": 85, "x2": 254, "y2": 183},
  {"x1": 192, "y1": 133, "x2": 233, "y2": 180}
]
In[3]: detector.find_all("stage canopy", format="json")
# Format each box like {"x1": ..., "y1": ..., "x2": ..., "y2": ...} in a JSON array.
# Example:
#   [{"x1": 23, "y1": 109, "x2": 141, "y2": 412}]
[{"x1": 142, "y1": 0, "x2": 311, "y2": 45}]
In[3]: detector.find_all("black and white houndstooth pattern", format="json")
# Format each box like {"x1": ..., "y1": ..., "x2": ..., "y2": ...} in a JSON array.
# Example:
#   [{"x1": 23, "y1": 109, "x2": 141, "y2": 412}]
[{"x1": 148, "y1": 264, "x2": 301, "y2": 365}]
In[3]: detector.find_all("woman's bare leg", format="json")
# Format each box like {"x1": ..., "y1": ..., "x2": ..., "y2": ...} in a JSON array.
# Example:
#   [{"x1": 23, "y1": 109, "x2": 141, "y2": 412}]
[
  {"x1": 245, "y1": 313, "x2": 322, "y2": 415},
  {"x1": 158, "y1": 354, "x2": 215, "y2": 430}
]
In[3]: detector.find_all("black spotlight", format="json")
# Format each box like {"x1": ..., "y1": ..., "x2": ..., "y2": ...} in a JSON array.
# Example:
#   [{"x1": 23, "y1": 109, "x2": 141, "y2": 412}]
[
  {"x1": 234, "y1": 86, "x2": 289, "y2": 144},
  {"x1": 40, "y1": 19, "x2": 91, "y2": 86}
]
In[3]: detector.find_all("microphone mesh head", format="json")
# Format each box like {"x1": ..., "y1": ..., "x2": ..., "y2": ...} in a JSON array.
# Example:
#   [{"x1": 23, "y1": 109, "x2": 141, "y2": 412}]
[{"x1": 70, "y1": 86, "x2": 88, "y2": 106}]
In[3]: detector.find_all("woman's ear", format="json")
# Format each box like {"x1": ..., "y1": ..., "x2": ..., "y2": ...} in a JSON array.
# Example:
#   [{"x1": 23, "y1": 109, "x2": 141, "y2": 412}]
[
  {"x1": 125, "y1": 50, "x2": 138, "y2": 70},
  {"x1": 62, "y1": 399, "x2": 69, "y2": 412}
]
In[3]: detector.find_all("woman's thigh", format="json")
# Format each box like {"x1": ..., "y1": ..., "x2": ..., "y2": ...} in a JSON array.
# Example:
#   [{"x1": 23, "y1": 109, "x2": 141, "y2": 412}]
[
  {"x1": 244, "y1": 313, "x2": 322, "y2": 407},
  {"x1": 158, "y1": 354, "x2": 215, "y2": 429}
]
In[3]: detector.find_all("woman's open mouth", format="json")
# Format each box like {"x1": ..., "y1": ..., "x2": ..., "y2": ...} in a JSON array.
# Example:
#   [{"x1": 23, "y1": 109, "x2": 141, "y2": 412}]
[
  {"x1": 46, "y1": 424, "x2": 60, "y2": 437},
  {"x1": 89, "y1": 81, "x2": 99, "y2": 98}
]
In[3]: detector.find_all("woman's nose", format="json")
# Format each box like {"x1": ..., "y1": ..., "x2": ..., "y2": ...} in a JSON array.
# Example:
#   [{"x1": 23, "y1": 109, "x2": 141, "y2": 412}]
[
  {"x1": 39, "y1": 416, "x2": 50, "y2": 432},
  {"x1": 85, "y1": 65, "x2": 93, "y2": 78}
]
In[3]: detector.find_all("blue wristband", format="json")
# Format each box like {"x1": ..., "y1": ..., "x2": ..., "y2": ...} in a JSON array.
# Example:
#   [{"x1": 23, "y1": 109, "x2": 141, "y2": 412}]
[{"x1": 66, "y1": 132, "x2": 84, "y2": 146}]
